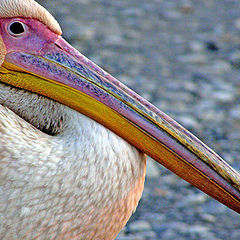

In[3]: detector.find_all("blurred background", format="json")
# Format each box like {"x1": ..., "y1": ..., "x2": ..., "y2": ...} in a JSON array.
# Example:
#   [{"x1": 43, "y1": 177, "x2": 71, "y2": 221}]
[{"x1": 38, "y1": 0, "x2": 240, "y2": 239}]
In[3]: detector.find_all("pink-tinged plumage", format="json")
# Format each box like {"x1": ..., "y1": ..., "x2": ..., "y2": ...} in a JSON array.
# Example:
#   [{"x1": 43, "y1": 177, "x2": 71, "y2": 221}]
[{"x1": 1, "y1": 0, "x2": 240, "y2": 240}]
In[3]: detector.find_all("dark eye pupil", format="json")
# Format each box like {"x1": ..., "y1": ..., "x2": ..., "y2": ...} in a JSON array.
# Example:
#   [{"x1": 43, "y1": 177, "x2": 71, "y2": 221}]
[{"x1": 9, "y1": 22, "x2": 25, "y2": 35}]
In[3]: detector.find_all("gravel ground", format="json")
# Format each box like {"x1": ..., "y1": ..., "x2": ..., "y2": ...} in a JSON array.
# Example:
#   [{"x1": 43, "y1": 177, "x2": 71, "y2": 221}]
[{"x1": 38, "y1": 0, "x2": 240, "y2": 239}]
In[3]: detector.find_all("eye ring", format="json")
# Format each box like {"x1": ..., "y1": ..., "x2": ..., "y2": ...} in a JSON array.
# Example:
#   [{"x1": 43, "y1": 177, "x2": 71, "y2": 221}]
[{"x1": 7, "y1": 21, "x2": 27, "y2": 37}]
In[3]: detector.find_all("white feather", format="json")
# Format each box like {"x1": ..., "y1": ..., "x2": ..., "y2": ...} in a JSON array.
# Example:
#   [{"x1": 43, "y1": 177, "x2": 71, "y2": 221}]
[{"x1": 0, "y1": 83, "x2": 146, "y2": 239}]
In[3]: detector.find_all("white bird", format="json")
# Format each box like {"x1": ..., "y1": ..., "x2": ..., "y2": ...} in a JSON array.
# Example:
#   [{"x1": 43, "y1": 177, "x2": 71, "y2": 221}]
[{"x1": 0, "y1": 0, "x2": 239, "y2": 239}]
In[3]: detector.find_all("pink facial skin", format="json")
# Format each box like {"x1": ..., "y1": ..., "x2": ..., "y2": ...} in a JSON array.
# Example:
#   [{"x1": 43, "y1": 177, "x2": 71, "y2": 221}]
[
  {"x1": 0, "y1": 17, "x2": 240, "y2": 208},
  {"x1": 0, "y1": 18, "x2": 58, "y2": 55}
]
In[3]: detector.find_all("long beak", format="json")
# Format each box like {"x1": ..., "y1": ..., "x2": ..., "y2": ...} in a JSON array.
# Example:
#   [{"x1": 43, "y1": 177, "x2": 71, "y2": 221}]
[{"x1": 1, "y1": 36, "x2": 240, "y2": 213}]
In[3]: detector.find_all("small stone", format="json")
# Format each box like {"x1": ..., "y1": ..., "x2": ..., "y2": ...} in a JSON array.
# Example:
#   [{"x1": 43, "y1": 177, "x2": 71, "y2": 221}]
[
  {"x1": 154, "y1": 187, "x2": 168, "y2": 197},
  {"x1": 165, "y1": 222, "x2": 189, "y2": 233},
  {"x1": 118, "y1": 74, "x2": 136, "y2": 86},
  {"x1": 138, "y1": 231, "x2": 157, "y2": 238},
  {"x1": 230, "y1": 106, "x2": 240, "y2": 120},
  {"x1": 146, "y1": 157, "x2": 161, "y2": 178},
  {"x1": 122, "y1": 8, "x2": 144, "y2": 17},
  {"x1": 229, "y1": 51, "x2": 240, "y2": 68},
  {"x1": 180, "y1": 6, "x2": 194, "y2": 14},
  {"x1": 180, "y1": 1, "x2": 194, "y2": 14},
  {"x1": 76, "y1": 26, "x2": 95, "y2": 41},
  {"x1": 212, "y1": 90, "x2": 235, "y2": 103},
  {"x1": 164, "y1": 10, "x2": 182, "y2": 19},
  {"x1": 161, "y1": 229, "x2": 178, "y2": 239},
  {"x1": 178, "y1": 193, "x2": 207, "y2": 207},
  {"x1": 202, "y1": 213, "x2": 216, "y2": 223},
  {"x1": 189, "y1": 41, "x2": 205, "y2": 52},
  {"x1": 162, "y1": 174, "x2": 190, "y2": 187},
  {"x1": 200, "y1": 109, "x2": 222, "y2": 122},
  {"x1": 189, "y1": 225, "x2": 209, "y2": 233},
  {"x1": 235, "y1": 18, "x2": 240, "y2": 29},
  {"x1": 128, "y1": 220, "x2": 152, "y2": 233},
  {"x1": 183, "y1": 81, "x2": 197, "y2": 92},
  {"x1": 210, "y1": 60, "x2": 231, "y2": 74},
  {"x1": 104, "y1": 35, "x2": 124, "y2": 46},
  {"x1": 161, "y1": 174, "x2": 179, "y2": 185},
  {"x1": 222, "y1": 153, "x2": 234, "y2": 164},
  {"x1": 177, "y1": 115, "x2": 200, "y2": 130},
  {"x1": 177, "y1": 54, "x2": 207, "y2": 64},
  {"x1": 141, "y1": 92, "x2": 152, "y2": 102},
  {"x1": 187, "y1": 225, "x2": 218, "y2": 239},
  {"x1": 203, "y1": 199, "x2": 228, "y2": 214},
  {"x1": 205, "y1": 41, "x2": 219, "y2": 51}
]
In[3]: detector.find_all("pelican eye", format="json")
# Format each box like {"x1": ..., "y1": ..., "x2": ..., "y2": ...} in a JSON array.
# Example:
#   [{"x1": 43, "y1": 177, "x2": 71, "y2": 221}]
[{"x1": 8, "y1": 21, "x2": 26, "y2": 36}]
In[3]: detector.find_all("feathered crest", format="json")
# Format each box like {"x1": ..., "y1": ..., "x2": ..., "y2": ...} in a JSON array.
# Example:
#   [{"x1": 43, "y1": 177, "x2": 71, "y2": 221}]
[{"x1": 0, "y1": 0, "x2": 62, "y2": 34}]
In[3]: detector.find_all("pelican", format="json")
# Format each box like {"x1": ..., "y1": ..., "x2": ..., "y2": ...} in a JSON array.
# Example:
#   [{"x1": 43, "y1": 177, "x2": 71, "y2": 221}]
[{"x1": 0, "y1": 0, "x2": 239, "y2": 239}]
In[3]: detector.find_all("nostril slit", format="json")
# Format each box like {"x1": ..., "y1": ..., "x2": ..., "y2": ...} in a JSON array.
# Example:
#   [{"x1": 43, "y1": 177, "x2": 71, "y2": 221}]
[{"x1": 55, "y1": 42, "x2": 63, "y2": 50}]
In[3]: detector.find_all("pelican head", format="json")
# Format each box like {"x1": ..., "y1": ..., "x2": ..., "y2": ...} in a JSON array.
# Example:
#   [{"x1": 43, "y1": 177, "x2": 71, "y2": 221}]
[{"x1": 0, "y1": 0, "x2": 239, "y2": 239}]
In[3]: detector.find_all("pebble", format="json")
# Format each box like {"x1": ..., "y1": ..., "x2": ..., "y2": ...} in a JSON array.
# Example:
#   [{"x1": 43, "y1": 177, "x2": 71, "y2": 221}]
[
  {"x1": 230, "y1": 106, "x2": 240, "y2": 120},
  {"x1": 180, "y1": 5, "x2": 194, "y2": 14},
  {"x1": 137, "y1": 231, "x2": 157, "y2": 239},
  {"x1": 202, "y1": 213, "x2": 216, "y2": 223},
  {"x1": 211, "y1": 90, "x2": 235, "y2": 103},
  {"x1": 146, "y1": 158, "x2": 161, "y2": 178},
  {"x1": 210, "y1": 60, "x2": 232, "y2": 74},
  {"x1": 161, "y1": 229, "x2": 180, "y2": 239},
  {"x1": 199, "y1": 109, "x2": 220, "y2": 122},
  {"x1": 177, "y1": 54, "x2": 208, "y2": 64},
  {"x1": 104, "y1": 35, "x2": 125, "y2": 46},
  {"x1": 122, "y1": 8, "x2": 144, "y2": 17},
  {"x1": 177, "y1": 115, "x2": 201, "y2": 130},
  {"x1": 161, "y1": 222, "x2": 189, "y2": 233},
  {"x1": 235, "y1": 18, "x2": 240, "y2": 29},
  {"x1": 205, "y1": 41, "x2": 219, "y2": 51},
  {"x1": 187, "y1": 225, "x2": 216, "y2": 239},
  {"x1": 128, "y1": 220, "x2": 152, "y2": 233},
  {"x1": 229, "y1": 51, "x2": 240, "y2": 68},
  {"x1": 161, "y1": 174, "x2": 190, "y2": 187},
  {"x1": 188, "y1": 225, "x2": 209, "y2": 233},
  {"x1": 189, "y1": 41, "x2": 205, "y2": 52},
  {"x1": 221, "y1": 153, "x2": 235, "y2": 164},
  {"x1": 177, "y1": 193, "x2": 208, "y2": 208},
  {"x1": 164, "y1": 10, "x2": 182, "y2": 20}
]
